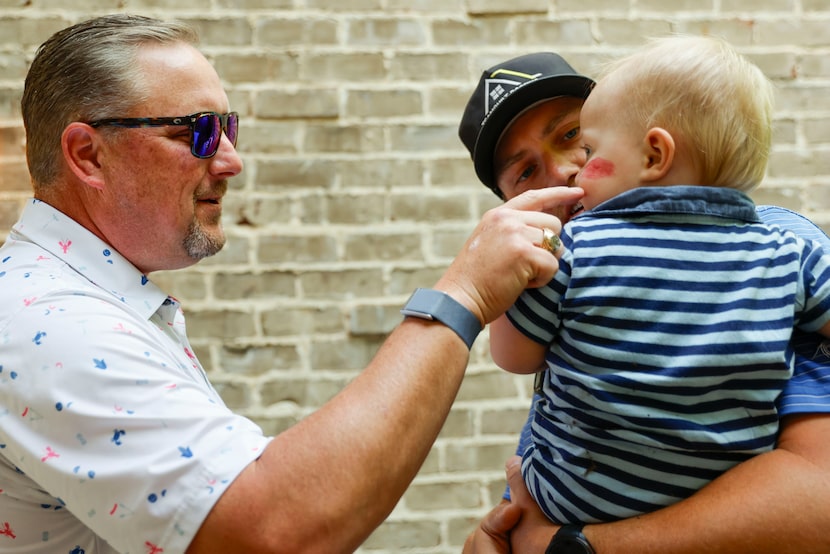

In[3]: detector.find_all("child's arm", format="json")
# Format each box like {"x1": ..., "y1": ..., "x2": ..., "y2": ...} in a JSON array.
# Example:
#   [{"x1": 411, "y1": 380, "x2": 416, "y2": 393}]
[{"x1": 489, "y1": 313, "x2": 548, "y2": 374}]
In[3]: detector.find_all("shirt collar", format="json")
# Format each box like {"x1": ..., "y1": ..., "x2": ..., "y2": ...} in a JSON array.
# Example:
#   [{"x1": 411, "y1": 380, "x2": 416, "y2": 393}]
[
  {"x1": 10, "y1": 199, "x2": 168, "y2": 320},
  {"x1": 585, "y1": 185, "x2": 762, "y2": 223}
]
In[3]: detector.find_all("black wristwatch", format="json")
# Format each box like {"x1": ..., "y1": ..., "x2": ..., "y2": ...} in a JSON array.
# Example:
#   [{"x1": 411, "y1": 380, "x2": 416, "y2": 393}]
[{"x1": 545, "y1": 524, "x2": 596, "y2": 554}]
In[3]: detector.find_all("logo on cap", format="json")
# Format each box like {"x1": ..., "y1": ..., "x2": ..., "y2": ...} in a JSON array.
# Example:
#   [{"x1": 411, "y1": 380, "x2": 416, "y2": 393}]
[{"x1": 483, "y1": 69, "x2": 543, "y2": 118}]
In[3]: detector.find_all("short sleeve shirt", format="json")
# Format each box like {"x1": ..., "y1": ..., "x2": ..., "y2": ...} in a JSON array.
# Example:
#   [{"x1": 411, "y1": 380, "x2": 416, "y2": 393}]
[{"x1": 0, "y1": 200, "x2": 272, "y2": 553}]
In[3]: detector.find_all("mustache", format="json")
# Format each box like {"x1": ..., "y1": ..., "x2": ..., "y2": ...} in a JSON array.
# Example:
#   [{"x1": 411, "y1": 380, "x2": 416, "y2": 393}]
[{"x1": 195, "y1": 179, "x2": 228, "y2": 200}]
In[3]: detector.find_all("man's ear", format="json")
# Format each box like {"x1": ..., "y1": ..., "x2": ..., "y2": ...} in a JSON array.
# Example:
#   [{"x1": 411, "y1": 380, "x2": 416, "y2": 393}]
[
  {"x1": 641, "y1": 127, "x2": 675, "y2": 182},
  {"x1": 61, "y1": 122, "x2": 106, "y2": 190}
]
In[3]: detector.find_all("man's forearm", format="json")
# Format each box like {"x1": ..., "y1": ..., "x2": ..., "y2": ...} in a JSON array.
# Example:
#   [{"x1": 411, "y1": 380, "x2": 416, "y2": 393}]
[
  {"x1": 189, "y1": 317, "x2": 471, "y2": 553},
  {"x1": 585, "y1": 414, "x2": 830, "y2": 554}
]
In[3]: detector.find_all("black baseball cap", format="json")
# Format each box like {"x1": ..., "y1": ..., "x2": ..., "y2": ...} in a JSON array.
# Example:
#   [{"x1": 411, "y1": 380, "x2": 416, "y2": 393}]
[{"x1": 458, "y1": 52, "x2": 595, "y2": 198}]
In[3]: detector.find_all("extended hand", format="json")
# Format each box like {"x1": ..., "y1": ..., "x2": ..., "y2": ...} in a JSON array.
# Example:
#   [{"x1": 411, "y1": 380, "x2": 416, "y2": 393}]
[{"x1": 436, "y1": 186, "x2": 584, "y2": 326}]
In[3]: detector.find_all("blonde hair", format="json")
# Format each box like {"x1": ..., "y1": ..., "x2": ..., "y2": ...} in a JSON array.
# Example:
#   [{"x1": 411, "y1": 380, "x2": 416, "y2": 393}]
[{"x1": 598, "y1": 34, "x2": 774, "y2": 192}]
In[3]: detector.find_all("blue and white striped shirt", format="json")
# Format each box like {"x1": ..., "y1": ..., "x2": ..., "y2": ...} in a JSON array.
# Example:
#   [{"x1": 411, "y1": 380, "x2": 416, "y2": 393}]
[{"x1": 506, "y1": 186, "x2": 830, "y2": 524}]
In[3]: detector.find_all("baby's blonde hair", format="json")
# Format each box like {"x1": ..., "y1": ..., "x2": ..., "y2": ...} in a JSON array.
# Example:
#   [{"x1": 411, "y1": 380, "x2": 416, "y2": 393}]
[{"x1": 598, "y1": 34, "x2": 774, "y2": 192}]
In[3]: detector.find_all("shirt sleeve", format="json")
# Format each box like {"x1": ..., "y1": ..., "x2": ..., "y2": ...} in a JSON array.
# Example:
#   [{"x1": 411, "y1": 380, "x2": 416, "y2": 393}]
[
  {"x1": 0, "y1": 287, "x2": 271, "y2": 553},
  {"x1": 757, "y1": 206, "x2": 830, "y2": 416}
]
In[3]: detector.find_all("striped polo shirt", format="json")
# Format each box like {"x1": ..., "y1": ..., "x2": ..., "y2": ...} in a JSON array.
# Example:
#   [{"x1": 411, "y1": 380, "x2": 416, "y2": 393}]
[{"x1": 506, "y1": 185, "x2": 830, "y2": 524}]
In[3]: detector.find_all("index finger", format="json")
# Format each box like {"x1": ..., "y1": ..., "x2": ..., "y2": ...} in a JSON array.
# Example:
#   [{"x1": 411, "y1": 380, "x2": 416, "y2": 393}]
[{"x1": 503, "y1": 187, "x2": 585, "y2": 215}]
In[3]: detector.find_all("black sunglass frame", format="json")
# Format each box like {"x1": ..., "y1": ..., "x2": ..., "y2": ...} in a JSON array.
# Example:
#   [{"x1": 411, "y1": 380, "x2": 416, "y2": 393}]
[{"x1": 88, "y1": 111, "x2": 239, "y2": 159}]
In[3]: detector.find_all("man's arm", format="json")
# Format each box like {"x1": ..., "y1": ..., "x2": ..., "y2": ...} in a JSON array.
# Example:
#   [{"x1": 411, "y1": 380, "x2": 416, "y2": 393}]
[
  {"x1": 465, "y1": 413, "x2": 830, "y2": 554},
  {"x1": 186, "y1": 186, "x2": 584, "y2": 554}
]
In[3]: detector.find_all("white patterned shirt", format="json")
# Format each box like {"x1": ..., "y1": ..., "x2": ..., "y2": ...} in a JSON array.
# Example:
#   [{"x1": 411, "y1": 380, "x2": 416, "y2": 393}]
[{"x1": 0, "y1": 199, "x2": 271, "y2": 553}]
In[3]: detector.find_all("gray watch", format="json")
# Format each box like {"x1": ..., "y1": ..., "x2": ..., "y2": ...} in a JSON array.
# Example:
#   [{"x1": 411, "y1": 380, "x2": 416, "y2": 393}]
[{"x1": 400, "y1": 288, "x2": 482, "y2": 349}]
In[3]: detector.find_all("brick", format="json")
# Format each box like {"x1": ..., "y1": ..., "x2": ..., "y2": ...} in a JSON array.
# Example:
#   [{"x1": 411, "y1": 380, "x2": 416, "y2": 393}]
[
  {"x1": 756, "y1": 19, "x2": 830, "y2": 47},
  {"x1": 307, "y1": 0, "x2": 382, "y2": 8},
  {"x1": 445, "y1": 441, "x2": 518, "y2": 472},
  {"x1": 456, "y1": 371, "x2": 529, "y2": 402},
  {"x1": 389, "y1": 192, "x2": 472, "y2": 223},
  {"x1": 513, "y1": 19, "x2": 594, "y2": 47},
  {"x1": 303, "y1": 52, "x2": 386, "y2": 81},
  {"x1": 182, "y1": 17, "x2": 253, "y2": 47},
  {"x1": 431, "y1": 227, "x2": 474, "y2": 258},
  {"x1": 466, "y1": 0, "x2": 548, "y2": 14},
  {"x1": 256, "y1": 89, "x2": 339, "y2": 119},
  {"x1": 389, "y1": 53, "x2": 469, "y2": 81},
  {"x1": 255, "y1": 159, "x2": 338, "y2": 189},
  {"x1": 262, "y1": 375, "x2": 353, "y2": 406},
  {"x1": 309, "y1": 335, "x2": 386, "y2": 370},
  {"x1": 220, "y1": 344, "x2": 303, "y2": 375},
  {"x1": 347, "y1": 18, "x2": 427, "y2": 47},
  {"x1": 184, "y1": 309, "x2": 257, "y2": 340},
  {"x1": 0, "y1": 52, "x2": 30, "y2": 81},
  {"x1": 257, "y1": 234, "x2": 338, "y2": 264},
  {"x1": 209, "y1": 380, "x2": 253, "y2": 410},
  {"x1": 149, "y1": 271, "x2": 208, "y2": 303},
  {"x1": 437, "y1": 407, "x2": 474, "y2": 439},
  {"x1": 262, "y1": 306, "x2": 345, "y2": 337},
  {"x1": 299, "y1": 268, "x2": 386, "y2": 299},
  {"x1": 481, "y1": 406, "x2": 533, "y2": 435},
  {"x1": 213, "y1": 53, "x2": 300, "y2": 85},
  {"x1": 0, "y1": 16, "x2": 67, "y2": 48},
  {"x1": 327, "y1": 195, "x2": 395, "y2": 227},
  {"x1": 388, "y1": 123, "x2": 460, "y2": 152},
  {"x1": 231, "y1": 195, "x2": 293, "y2": 226},
  {"x1": 387, "y1": 0, "x2": 464, "y2": 9},
  {"x1": 722, "y1": 0, "x2": 795, "y2": 10},
  {"x1": 0, "y1": 160, "x2": 30, "y2": 193},
  {"x1": 361, "y1": 520, "x2": 441, "y2": 550},
  {"x1": 304, "y1": 124, "x2": 385, "y2": 154},
  {"x1": 213, "y1": 269, "x2": 297, "y2": 298},
  {"x1": 343, "y1": 231, "x2": 423, "y2": 262},
  {"x1": 388, "y1": 267, "x2": 448, "y2": 295},
  {"x1": 0, "y1": 87, "x2": 21, "y2": 121},
  {"x1": 338, "y1": 158, "x2": 425, "y2": 189},
  {"x1": 0, "y1": 196, "x2": 23, "y2": 231},
  {"x1": 254, "y1": 17, "x2": 339, "y2": 47},
  {"x1": 596, "y1": 19, "x2": 674, "y2": 45},
  {"x1": 194, "y1": 234, "x2": 250, "y2": 266},
  {"x1": 344, "y1": 89, "x2": 423, "y2": 118},
  {"x1": 404, "y1": 480, "x2": 480, "y2": 510},
  {"x1": 637, "y1": 0, "x2": 715, "y2": 10},
  {"x1": 348, "y1": 303, "x2": 401, "y2": 335}
]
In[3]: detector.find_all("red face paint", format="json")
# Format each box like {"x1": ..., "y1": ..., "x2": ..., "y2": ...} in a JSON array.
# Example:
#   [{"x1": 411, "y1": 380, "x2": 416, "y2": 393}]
[{"x1": 582, "y1": 157, "x2": 615, "y2": 179}]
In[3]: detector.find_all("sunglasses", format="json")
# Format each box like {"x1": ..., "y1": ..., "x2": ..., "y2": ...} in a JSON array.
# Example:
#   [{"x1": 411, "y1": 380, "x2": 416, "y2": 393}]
[{"x1": 88, "y1": 111, "x2": 239, "y2": 159}]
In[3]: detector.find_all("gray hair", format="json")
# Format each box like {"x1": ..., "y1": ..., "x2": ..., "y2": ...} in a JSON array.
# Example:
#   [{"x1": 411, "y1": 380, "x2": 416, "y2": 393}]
[{"x1": 22, "y1": 14, "x2": 199, "y2": 187}]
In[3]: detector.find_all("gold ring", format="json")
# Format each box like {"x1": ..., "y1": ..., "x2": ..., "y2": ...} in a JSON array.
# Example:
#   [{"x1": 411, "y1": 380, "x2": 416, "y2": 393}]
[{"x1": 540, "y1": 228, "x2": 561, "y2": 254}]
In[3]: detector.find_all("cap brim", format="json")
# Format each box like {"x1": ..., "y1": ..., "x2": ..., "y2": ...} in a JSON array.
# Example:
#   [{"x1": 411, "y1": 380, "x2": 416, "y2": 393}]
[{"x1": 472, "y1": 74, "x2": 595, "y2": 194}]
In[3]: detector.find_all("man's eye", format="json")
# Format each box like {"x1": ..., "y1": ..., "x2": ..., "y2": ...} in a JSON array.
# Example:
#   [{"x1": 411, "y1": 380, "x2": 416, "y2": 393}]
[
  {"x1": 563, "y1": 126, "x2": 580, "y2": 141},
  {"x1": 582, "y1": 145, "x2": 592, "y2": 157},
  {"x1": 518, "y1": 165, "x2": 536, "y2": 182}
]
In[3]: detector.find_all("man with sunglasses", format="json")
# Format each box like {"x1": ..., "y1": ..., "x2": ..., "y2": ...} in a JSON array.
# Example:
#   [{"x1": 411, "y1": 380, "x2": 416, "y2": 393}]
[
  {"x1": 460, "y1": 52, "x2": 830, "y2": 554},
  {"x1": 0, "y1": 15, "x2": 582, "y2": 553}
]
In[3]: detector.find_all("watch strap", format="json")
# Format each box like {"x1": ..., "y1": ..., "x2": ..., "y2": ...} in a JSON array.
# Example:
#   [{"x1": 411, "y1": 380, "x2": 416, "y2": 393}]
[
  {"x1": 400, "y1": 288, "x2": 482, "y2": 349},
  {"x1": 545, "y1": 524, "x2": 596, "y2": 554}
]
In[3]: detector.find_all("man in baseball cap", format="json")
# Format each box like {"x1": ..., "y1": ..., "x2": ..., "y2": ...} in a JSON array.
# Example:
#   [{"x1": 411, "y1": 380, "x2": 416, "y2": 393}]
[{"x1": 458, "y1": 52, "x2": 594, "y2": 199}]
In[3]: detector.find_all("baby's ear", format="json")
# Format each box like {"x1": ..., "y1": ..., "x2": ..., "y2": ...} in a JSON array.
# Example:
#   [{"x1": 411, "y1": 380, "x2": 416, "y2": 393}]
[{"x1": 641, "y1": 127, "x2": 675, "y2": 182}]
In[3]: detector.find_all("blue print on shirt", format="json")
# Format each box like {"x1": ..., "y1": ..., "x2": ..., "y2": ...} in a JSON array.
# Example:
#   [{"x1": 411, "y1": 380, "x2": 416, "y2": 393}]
[
  {"x1": 179, "y1": 446, "x2": 193, "y2": 458},
  {"x1": 32, "y1": 331, "x2": 46, "y2": 345},
  {"x1": 93, "y1": 358, "x2": 107, "y2": 370},
  {"x1": 112, "y1": 429, "x2": 126, "y2": 446}
]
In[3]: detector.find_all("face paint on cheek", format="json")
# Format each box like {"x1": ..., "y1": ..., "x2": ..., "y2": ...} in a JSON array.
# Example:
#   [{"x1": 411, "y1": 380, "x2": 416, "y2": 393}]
[{"x1": 582, "y1": 157, "x2": 615, "y2": 179}]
